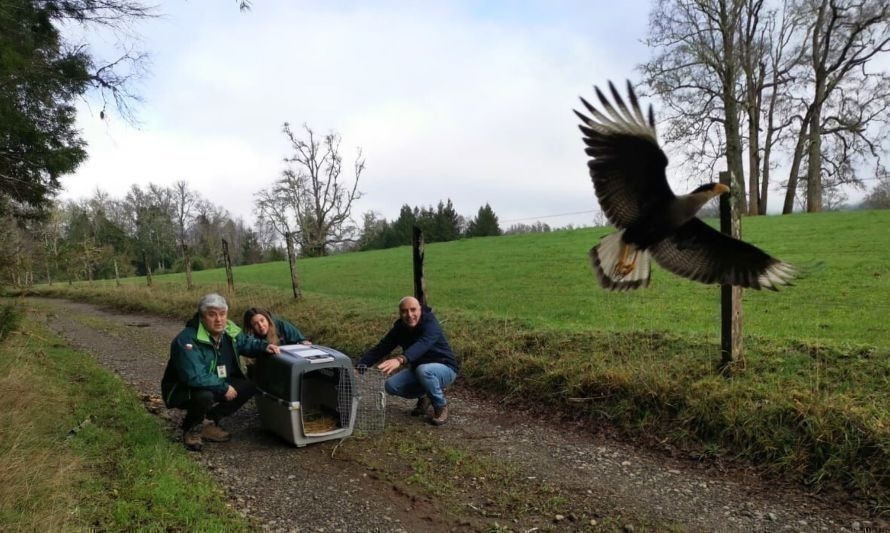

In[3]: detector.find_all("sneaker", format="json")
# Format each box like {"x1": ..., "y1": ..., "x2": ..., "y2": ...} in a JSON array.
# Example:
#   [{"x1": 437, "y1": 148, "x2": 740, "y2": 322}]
[
  {"x1": 183, "y1": 427, "x2": 203, "y2": 451},
  {"x1": 410, "y1": 396, "x2": 431, "y2": 417},
  {"x1": 202, "y1": 420, "x2": 231, "y2": 442},
  {"x1": 430, "y1": 404, "x2": 448, "y2": 426}
]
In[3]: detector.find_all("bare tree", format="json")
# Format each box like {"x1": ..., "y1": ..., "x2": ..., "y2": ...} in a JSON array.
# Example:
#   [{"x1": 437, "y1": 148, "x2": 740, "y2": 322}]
[
  {"x1": 641, "y1": 0, "x2": 749, "y2": 212},
  {"x1": 253, "y1": 187, "x2": 294, "y2": 243},
  {"x1": 255, "y1": 123, "x2": 364, "y2": 257},
  {"x1": 795, "y1": 0, "x2": 890, "y2": 212},
  {"x1": 172, "y1": 180, "x2": 200, "y2": 289}
]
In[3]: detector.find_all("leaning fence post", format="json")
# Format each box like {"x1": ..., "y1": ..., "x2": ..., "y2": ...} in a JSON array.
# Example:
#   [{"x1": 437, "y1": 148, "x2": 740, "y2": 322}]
[
  {"x1": 719, "y1": 170, "x2": 743, "y2": 375},
  {"x1": 183, "y1": 244, "x2": 194, "y2": 290},
  {"x1": 144, "y1": 252, "x2": 153, "y2": 287},
  {"x1": 221, "y1": 238, "x2": 235, "y2": 293},
  {"x1": 286, "y1": 232, "x2": 302, "y2": 300},
  {"x1": 412, "y1": 226, "x2": 427, "y2": 307}
]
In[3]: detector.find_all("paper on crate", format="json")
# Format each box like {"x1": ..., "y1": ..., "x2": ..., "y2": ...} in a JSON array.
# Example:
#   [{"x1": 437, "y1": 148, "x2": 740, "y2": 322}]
[{"x1": 279, "y1": 344, "x2": 335, "y2": 363}]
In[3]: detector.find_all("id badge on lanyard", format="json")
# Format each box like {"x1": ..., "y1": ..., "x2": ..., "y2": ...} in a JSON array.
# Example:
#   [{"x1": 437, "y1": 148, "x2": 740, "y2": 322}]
[{"x1": 217, "y1": 365, "x2": 227, "y2": 378}]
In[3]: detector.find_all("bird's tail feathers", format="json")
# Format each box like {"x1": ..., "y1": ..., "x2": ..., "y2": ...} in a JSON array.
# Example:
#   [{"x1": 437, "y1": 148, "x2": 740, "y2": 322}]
[{"x1": 590, "y1": 231, "x2": 651, "y2": 291}]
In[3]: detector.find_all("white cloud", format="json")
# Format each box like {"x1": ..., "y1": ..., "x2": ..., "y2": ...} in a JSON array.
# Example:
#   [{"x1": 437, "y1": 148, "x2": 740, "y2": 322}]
[{"x1": 61, "y1": 1, "x2": 653, "y2": 228}]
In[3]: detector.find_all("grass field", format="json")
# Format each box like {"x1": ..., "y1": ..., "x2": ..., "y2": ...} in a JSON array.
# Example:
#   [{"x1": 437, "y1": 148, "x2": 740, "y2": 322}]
[
  {"x1": 137, "y1": 209, "x2": 890, "y2": 348},
  {"x1": 16, "y1": 209, "x2": 890, "y2": 510},
  {"x1": 0, "y1": 301, "x2": 249, "y2": 531}
]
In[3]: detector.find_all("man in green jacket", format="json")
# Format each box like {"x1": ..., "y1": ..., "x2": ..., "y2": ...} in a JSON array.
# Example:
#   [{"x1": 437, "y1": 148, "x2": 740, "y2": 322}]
[{"x1": 162, "y1": 293, "x2": 280, "y2": 450}]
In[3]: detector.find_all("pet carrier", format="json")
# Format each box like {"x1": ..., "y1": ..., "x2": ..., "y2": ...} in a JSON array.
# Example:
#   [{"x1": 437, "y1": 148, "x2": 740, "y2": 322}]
[{"x1": 253, "y1": 344, "x2": 357, "y2": 446}]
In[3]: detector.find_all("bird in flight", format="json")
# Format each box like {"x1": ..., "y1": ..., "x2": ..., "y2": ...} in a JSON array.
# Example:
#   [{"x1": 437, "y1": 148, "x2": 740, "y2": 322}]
[{"x1": 575, "y1": 81, "x2": 795, "y2": 291}]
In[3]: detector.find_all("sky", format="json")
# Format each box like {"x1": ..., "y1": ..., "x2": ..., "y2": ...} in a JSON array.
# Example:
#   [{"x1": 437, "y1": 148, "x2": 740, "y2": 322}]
[{"x1": 59, "y1": 1, "x2": 655, "y2": 229}]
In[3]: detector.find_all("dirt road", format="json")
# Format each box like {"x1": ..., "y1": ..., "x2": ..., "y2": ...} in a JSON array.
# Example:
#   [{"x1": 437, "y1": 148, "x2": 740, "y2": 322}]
[{"x1": 32, "y1": 298, "x2": 880, "y2": 532}]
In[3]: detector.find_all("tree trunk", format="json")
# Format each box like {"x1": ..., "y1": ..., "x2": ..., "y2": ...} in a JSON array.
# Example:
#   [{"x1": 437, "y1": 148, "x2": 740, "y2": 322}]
[
  {"x1": 747, "y1": 101, "x2": 761, "y2": 215},
  {"x1": 805, "y1": 0, "x2": 829, "y2": 213},
  {"x1": 806, "y1": 96, "x2": 824, "y2": 212},
  {"x1": 719, "y1": 0, "x2": 748, "y2": 213},
  {"x1": 782, "y1": 121, "x2": 810, "y2": 214}
]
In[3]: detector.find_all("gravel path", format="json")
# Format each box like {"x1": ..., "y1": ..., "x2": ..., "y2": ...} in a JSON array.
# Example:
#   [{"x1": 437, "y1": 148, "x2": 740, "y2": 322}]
[{"x1": 32, "y1": 298, "x2": 883, "y2": 532}]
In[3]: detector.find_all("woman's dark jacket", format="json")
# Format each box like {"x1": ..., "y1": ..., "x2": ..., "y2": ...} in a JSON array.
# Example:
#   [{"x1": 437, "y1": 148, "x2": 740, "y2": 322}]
[{"x1": 273, "y1": 316, "x2": 307, "y2": 345}]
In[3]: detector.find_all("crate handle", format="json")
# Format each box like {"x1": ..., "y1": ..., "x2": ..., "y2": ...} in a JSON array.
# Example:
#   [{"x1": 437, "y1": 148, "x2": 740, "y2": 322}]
[{"x1": 376, "y1": 391, "x2": 386, "y2": 410}]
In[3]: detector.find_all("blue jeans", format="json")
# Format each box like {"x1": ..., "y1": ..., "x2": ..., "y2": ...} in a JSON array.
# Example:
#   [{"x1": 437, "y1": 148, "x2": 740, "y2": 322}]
[{"x1": 385, "y1": 363, "x2": 457, "y2": 408}]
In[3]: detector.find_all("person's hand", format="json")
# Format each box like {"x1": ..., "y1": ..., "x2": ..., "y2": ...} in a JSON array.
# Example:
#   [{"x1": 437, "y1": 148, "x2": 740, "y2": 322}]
[
  {"x1": 377, "y1": 356, "x2": 404, "y2": 376},
  {"x1": 224, "y1": 385, "x2": 238, "y2": 401},
  {"x1": 267, "y1": 343, "x2": 280, "y2": 355},
  {"x1": 301, "y1": 340, "x2": 312, "y2": 345}
]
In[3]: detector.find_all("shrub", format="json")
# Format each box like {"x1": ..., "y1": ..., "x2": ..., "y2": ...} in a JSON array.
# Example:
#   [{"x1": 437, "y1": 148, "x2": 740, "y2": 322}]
[{"x1": 0, "y1": 300, "x2": 24, "y2": 341}]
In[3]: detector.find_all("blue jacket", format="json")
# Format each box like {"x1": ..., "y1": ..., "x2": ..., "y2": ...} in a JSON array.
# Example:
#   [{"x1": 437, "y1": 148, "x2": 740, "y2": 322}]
[
  {"x1": 161, "y1": 314, "x2": 270, "y2": 408},
  {"x1": 358, "y1": 307, "x2": 459, "y2": 372}
]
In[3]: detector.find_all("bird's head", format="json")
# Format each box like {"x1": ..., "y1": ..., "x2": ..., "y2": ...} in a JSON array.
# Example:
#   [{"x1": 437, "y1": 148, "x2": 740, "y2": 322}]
[{"x1": 690, "y1": 183, "x2": 730, "y2": 199}]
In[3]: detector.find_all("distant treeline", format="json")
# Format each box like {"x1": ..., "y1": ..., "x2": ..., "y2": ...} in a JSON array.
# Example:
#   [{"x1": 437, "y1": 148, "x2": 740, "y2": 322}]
[{"x1": 356, "y1": 200, "x2": 556, "y2": 251}]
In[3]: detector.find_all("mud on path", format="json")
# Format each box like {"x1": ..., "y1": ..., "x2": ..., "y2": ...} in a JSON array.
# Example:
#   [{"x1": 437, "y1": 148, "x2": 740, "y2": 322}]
[{"x1": 30, "y1": 298, "x2": 882, "y2": 532}]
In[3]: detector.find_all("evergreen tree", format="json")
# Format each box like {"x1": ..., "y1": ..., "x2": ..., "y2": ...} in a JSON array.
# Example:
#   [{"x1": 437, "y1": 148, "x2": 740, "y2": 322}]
[
  {"x1": 390, "y1": 204, "x2": 417, "y2": 246},
  {"x1": 465, "y1": 203, "x2": 502, "y2": 237},
  {"x1": 435, "y1": 199, "x2": 463, "y2": 241}
]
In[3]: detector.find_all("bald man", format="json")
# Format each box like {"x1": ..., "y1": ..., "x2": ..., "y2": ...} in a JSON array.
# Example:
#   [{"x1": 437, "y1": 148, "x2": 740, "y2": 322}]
[{"x1": 358, "y1": 296, "x2": 459, "y2": 425}]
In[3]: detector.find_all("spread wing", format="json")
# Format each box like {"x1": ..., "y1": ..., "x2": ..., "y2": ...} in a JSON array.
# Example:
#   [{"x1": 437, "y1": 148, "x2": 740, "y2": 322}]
[
  {"x1": 649, "y1": 218, "x2": 795, "y2": 290},
  {"x1": 574, "y1": 81, "x2": 673, "y2": 229}
]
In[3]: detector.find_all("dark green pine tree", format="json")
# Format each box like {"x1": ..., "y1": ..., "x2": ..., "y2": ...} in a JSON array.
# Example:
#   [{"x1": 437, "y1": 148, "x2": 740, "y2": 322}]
[
  {"x1": 465, "y1": 203, "x2": 502, "y2": 237},
  {"x1": 0, "y1": 0, "x2": 90, "y2": 217}
]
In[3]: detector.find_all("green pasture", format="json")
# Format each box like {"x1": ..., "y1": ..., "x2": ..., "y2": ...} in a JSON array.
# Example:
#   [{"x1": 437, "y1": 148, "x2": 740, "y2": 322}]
[
  {"x1": 141, "y1": 209, "x2": 890, "y2": 349},
  {"x1": 19, "y1": 209, "x2": 890, "y2": 510}
]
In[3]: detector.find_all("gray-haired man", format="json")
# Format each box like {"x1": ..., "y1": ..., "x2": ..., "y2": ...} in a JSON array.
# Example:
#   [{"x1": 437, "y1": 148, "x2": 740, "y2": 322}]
[{"x1": 161, "y1": 293, "x2": 280, "y2": 450}]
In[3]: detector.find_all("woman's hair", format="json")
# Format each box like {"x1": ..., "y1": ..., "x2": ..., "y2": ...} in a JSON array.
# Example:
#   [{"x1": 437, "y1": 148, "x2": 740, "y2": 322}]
[{"x1": 242, "y1": 307, "x2": 279, "y2": 345}]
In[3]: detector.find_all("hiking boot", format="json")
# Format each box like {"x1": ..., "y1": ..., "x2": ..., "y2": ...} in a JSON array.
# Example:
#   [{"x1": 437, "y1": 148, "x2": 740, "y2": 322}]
[
  {"x1": 183, "y1": 427, "x2": 203, "y2": 451},
  {"x1": 430, "y1": 404, "x2": 448, "y2": 426},
  {"x1": 202, "y1": 420, "x2": 231, "y2": 442},
  {"x1": 410, "y1": 396, "x2": 431, "y2": 417}
]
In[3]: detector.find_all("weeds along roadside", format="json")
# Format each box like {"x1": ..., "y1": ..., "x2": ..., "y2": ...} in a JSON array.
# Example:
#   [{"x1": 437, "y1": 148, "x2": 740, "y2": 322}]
[
  {"x1": 0, "y1": 298, "x2": 250, "y2": 531},
  {"x1": 10, "y1": 284, "x2": 890, "y2": 512}
]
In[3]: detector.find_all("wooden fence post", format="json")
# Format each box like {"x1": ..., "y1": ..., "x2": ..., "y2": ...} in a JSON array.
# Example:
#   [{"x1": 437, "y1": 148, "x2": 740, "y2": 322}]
[
  {"x1": 144, "y1": 252, "x2": 153, "y2": 287},
  {"x1": 412, "y1": 225, "x2": 427, "y2": 307},
  {"x1": 221, "y1": 239, "x2": 235, "y2": 293},
  {"x1": 183, "y1": 244, "x2": 194, "y2": 290},
  {"x1": 719, "y1": 170, "x2": 743, "y2": 375},
  {"x1": 286, "y1": 232, "x2": 302, "y2": 300}
]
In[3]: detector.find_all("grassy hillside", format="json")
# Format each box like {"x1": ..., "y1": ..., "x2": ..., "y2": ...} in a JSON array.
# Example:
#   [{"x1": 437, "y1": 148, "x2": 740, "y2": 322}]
[
  {"x1": 20, "y1": 209, "x2": 890, "y2": 509},
  {"x1": 150, "y1": 209, "x2": 889, "y2": 348}
]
